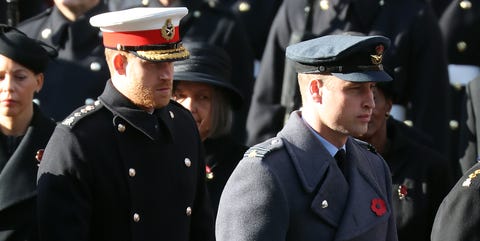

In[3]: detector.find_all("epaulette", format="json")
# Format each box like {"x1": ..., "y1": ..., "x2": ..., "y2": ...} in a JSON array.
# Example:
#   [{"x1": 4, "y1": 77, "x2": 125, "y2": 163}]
[
  {"x1": 61, "y1": 100, "x2": 103, "y2": 128},
  {"x1": 462, "y1": 168, "x2": 480, "y2": 188},
  {"x1": 353, "y1": 138, "x2": 378, "y2": 154},
  {"x1": 243, "y1": 137, "x2": 284, "y2": 159}
]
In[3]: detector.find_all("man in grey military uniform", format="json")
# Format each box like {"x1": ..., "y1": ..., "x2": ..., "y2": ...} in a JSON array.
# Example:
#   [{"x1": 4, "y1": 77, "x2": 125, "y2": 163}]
[
  {"x1": 36, "y1": 7, "x2": 214, "y2": 241},
  {"x1": 216, "y1": 34, "x2": 398, "y2": 241}
]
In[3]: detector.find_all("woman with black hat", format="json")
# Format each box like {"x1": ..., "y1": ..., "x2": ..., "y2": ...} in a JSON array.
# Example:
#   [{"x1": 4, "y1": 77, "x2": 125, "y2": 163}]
[
  {"x1": 0, "y1": 24, "x2": 57, "y2": 241},
  {"x1": 172, "y1": 42, "x2": 247, "y2": 217}
]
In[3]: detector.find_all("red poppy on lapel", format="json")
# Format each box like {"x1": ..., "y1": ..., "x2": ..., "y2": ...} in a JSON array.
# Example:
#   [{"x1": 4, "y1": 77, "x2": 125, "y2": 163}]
[
  {"x1": 35, "y1": 149, "x2": 45, "y2": 164},
  {"x1": 398, "y1": 184, "x2": 408, "y2": 200},
  {"x1": 206, "y1": 165, "x2": 214, "y2": 180},
  {"x1": 370, "y1": 198, "x2": 387, "y2": 216}
]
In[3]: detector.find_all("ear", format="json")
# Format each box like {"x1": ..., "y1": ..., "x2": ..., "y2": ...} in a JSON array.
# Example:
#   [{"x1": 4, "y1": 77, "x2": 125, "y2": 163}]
[
  {"x1": 112, "y1": 53, "x2": 128, "y2": 75},
  {"x1": 309, "y1": 79, "x2": 322, "y2": 103},
  {"x1": 386, "y1": 98, "x2": 393, "y2": 112},
  {"x1": 35, "y1": 73, "x2": 44, "y2": 93}
]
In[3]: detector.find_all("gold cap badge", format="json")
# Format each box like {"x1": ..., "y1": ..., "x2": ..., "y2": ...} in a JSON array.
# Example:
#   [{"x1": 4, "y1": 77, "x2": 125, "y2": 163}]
[
  {"x1": 161, "y1": 19, "x2": 175, "y2": 40},
  {"x1": 371, "y1": 44, "x2": 384, "y2": 65}
]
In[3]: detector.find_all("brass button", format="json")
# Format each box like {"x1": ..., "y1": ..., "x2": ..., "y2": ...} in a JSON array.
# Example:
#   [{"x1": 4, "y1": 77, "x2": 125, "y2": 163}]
[
  {"x1": 41, "y1": 28, "x2": 51, "y2": 39},
  {"x1": 129, "y1": 168, "x2": 136, "y2": 177},
  {"x1": 403, "y1": 120, "x2": 413, "y2": 127},
  {"x1": 141, "y1": 0, "x2": 149, "y2": 6},
  {"x1": 133, "y1": 213, "x2": 140, "y2": 222},
  {"x1": 321, "y1": 200, "x2": 328, "y2": 208},
  {"x1": 90, "y1": 62, "x2": 102, "y2": 72},
  {"x1": 184, "y1": 158, "x2": 191, "y2": 167},
  {"x1": 459, "y1": 0, "x2": 472, "y2": 9},
  {"x1": 457, "y1": 41, "x2": 467, "y2": 52},
  {"x1": 319, "y1": 0, "x2": 329, "y2": 10},
  {"x1": 193, "y1": 10, "x2": 201, "y2": 18},
  {"x1": 186, "y1": 207, "x2": 192, "y2": 216},
  {"x1": 238, "y1": 2, "x2": 250, "y2": 12},
  {"x1": 117, "y1": 124, "x2": 126, "y2": 133},
  {"x1": 85, "y1": 98, "x2": 95, "y2": 105},
  {"x1": 450, "y1": 120, "x2": 459, "y2": 130}
]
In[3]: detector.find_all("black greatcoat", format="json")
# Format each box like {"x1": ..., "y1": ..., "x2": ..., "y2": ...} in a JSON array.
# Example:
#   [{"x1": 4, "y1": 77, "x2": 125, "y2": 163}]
[
  {"x1": 36, "y1": 81, "x2": 215, "y2": 241},
  {"x1": 203, "y1": 135, "x2": 247, "y2": 216},
  {"x1": 17, "y1": 3, "x2": 110, "y2": 121},
  {"x1": 246, "y1": 0, "x2": 450, "y2": 156},
  {"x1": 0, "y1": 105, "x2": 56, "y2": 241},
  {"x1": 430, "y1": 161, "x2": 480, "y2": 241}
]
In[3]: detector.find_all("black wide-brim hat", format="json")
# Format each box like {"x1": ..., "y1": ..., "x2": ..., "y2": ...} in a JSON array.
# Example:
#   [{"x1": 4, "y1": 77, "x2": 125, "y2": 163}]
[
  {"x1": 173, "y1": 42, "x2": 243, "y2": 110},
  {"x1": 0, "y1": 24, "x2": 57, "y2": 73},
  {"x1": 286, "y1": 35, "x2": 393, "y2": 82}
]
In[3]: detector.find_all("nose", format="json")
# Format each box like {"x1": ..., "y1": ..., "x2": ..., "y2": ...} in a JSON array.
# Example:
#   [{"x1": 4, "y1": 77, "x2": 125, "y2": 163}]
[
  {"x1": 157, "y1": 62, "x2": 174, "y2": 80},
  {"x1": 0, "y1": 74, "x2": 13, "y2": 92},
  {"x1": 364, "y1": 88, "x2": 375, "y2": 109}
]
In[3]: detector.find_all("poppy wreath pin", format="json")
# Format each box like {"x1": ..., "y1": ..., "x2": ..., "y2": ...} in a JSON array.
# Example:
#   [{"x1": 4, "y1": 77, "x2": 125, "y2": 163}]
[
  {"x1": 370, "y1": 198, "x2": 387, "y2": 216},
  {"x1": 398, "y1": 184, "x2": 408, "y2": 200}
]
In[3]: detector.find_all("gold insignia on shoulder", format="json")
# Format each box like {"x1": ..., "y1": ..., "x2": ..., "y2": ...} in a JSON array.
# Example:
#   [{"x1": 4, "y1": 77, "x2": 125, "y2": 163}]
[
  {"x1": 462, "y1": 169, "x2": 480, "y2": 187},
  {"x1": 161, "y1": 18, "x2": 175, "y2": 40},
  {"x1": 62, "y1": 116, "x2": 75, "y2": 126},
  {"x1": 248, "y1": 150, "x2": 257, "y2": 158},
  {"x1": 371, "y1": 44, "x2": 384, "y2": 65}
]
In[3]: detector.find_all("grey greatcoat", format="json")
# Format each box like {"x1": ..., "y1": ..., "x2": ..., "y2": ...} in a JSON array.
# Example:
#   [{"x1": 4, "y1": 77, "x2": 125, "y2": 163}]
[{"x1": 216, "y1": 111, "x2": 398, "y2": 241}]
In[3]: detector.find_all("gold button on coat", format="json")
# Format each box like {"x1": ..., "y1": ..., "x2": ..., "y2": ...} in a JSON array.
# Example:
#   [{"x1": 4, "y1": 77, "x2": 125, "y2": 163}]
[
  {"x1": 186, "y1": 207, "x2": 192, "y2": 216},
  {"x1": 459, "y1": 0, "x2": 472, "y2": 9},
  {"x1": 41, "y1": 28, "x2": 51, "y2": 39},
  {"x1": 117, "y1": 124, "x2": 126, "y2": 132},
  {"x1": 128, "y1": 168, "x2": 136, "y2": 177},
  {"x1": 184, "y1": 158, "x2": 191, "y2": 167},
  {"x1": 321, "y1": 200, "x2": 328, "y2": 208},
  {"x1": 133, "y1": 213, "x2": 140, "y2": 222}
]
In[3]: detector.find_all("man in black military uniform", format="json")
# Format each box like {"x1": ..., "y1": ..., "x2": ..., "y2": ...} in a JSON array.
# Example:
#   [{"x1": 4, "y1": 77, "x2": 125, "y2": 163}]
[
  {"x1": 246, "y1": 0, "x2": 451, "y2": 158},
  {"x1": 16, "y1": 0, "x2": 109, "y2": 121},
  {"x1": 107, "y1": 0, "x2": 254, "y2": 143},
  {"x1": 36, "y1": 7, "x2": 214, "y2": 241},
  {"x1": 431, "y1": 162, "x2": 480, "y2": 241},
  {"x1": 216, "y1": 34, "x2": 398, "y2": 241},
  {"x1": 439, "y1": 0, "x2": 480, "y2": 176}
]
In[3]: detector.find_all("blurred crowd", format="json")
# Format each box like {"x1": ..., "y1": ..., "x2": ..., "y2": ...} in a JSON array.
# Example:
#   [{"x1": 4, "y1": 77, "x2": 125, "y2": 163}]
[{"x1": 1, "y1": 0, "x2": 480, "y2": 240}]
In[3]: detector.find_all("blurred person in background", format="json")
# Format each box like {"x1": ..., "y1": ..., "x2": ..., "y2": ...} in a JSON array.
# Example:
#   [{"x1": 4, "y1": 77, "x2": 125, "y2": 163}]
[
  {"x1": 172, "y1": 42, "x2": 248, "y2": 216},
  {"x1": 440, "y1": 0, "x2": 480, "y2": 176},
  {"x1": 0, "y1": 24, "x2": 57, "y2": 241}
]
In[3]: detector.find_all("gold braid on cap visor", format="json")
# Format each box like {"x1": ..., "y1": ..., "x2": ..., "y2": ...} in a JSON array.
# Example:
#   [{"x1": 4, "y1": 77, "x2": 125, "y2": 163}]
[{"x1": 136, "y1": 46, "x2": 190, "y2": 61}]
